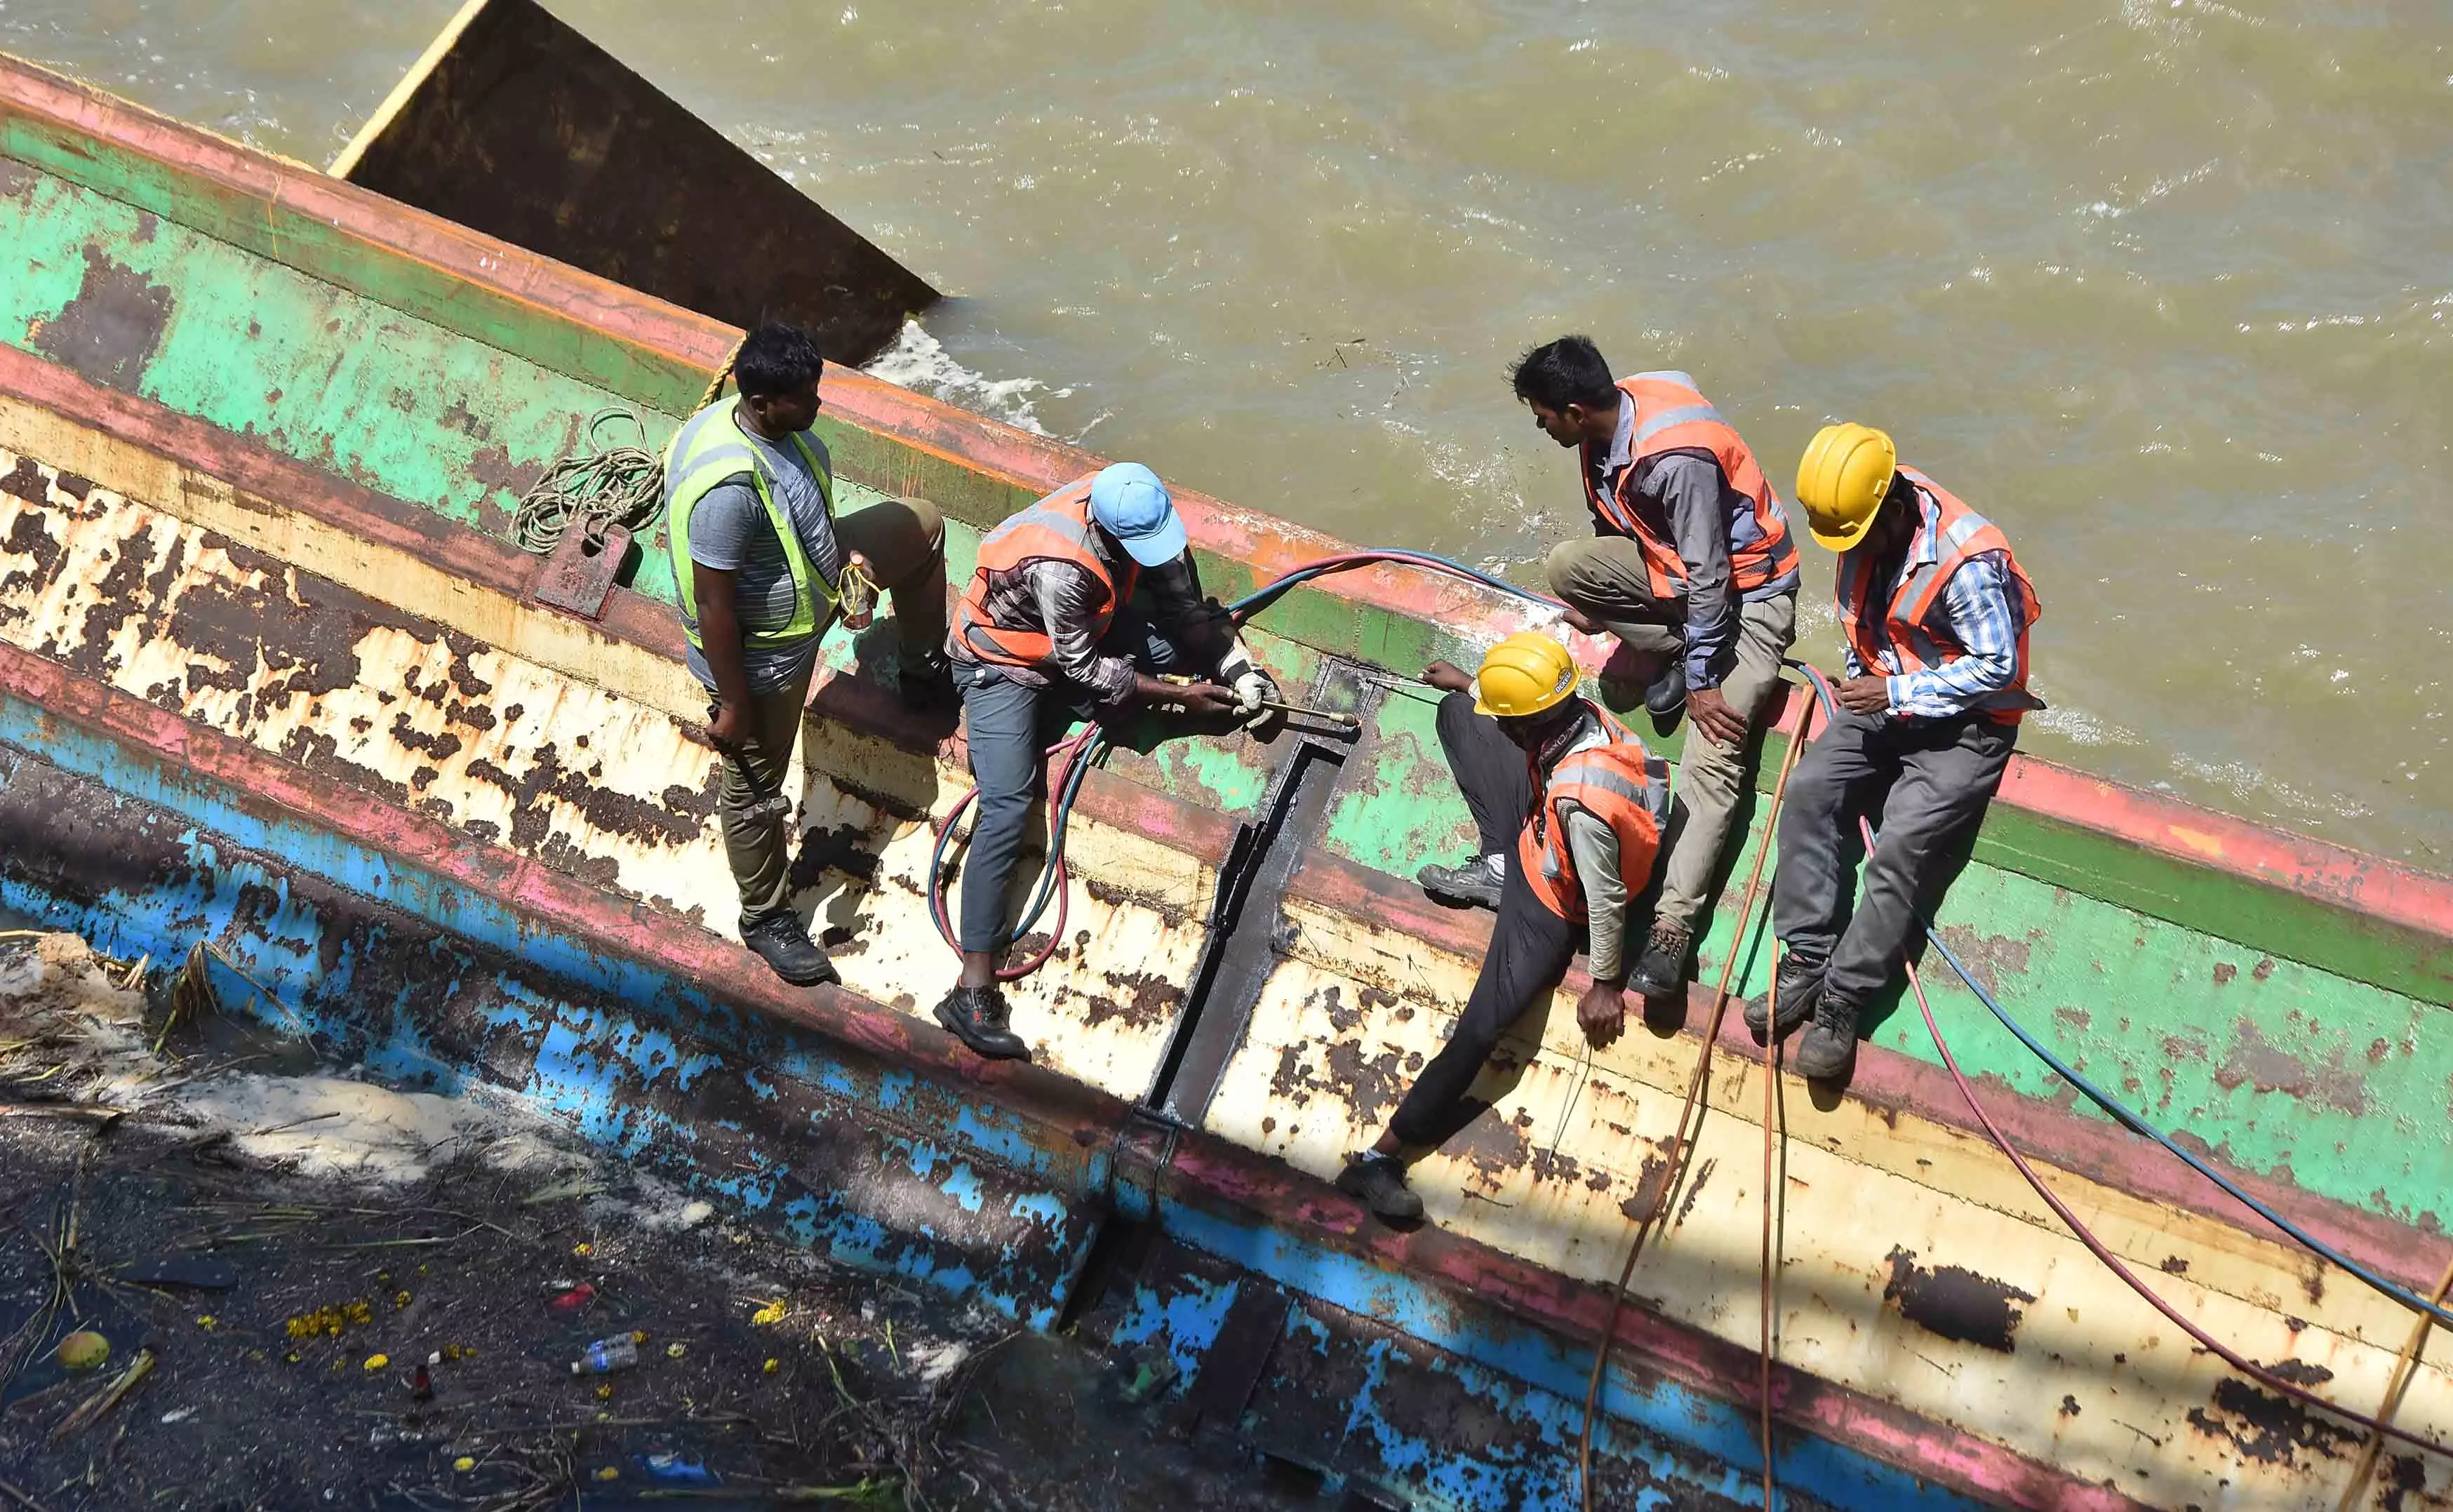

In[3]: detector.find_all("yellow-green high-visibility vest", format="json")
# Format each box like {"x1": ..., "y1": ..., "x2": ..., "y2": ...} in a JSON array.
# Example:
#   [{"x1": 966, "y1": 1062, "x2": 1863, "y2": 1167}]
[{"x1": 662, "y1": 399, "x2": 838, "y2": 650}]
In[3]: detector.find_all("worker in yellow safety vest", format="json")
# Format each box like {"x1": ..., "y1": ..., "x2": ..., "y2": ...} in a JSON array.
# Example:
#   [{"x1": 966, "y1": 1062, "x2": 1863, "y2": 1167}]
[{"x1": 664, "y1": 321, "x2": 956, "y2": 989}]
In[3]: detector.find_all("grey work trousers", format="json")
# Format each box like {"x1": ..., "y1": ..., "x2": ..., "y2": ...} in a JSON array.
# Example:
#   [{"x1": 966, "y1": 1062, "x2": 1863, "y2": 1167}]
[
  {"x1": 954, "y1": 613, "x2": 1191, "y2": 954},
  {"x1": 713, "y1": 497, "x2": 949, "y2": 928},
  {"x1": 1770, "y1": 707, "x2": 2017, "y2": 1010},
  {"x1": 1544, "y1": 536, "x2": 1799, "y2": 939}
]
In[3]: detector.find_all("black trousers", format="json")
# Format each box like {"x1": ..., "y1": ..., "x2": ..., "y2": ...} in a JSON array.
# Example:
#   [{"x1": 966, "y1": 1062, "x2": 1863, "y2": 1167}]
[
  {"x1": 1386, "y1": 693, "x2": 1579, "y2": 1154},
  {"x1": 1770, "y1": 707, "x2": 2016, "y2": 1010}
]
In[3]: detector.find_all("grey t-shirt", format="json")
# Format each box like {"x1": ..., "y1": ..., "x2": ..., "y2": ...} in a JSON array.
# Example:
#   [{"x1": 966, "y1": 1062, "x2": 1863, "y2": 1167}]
[{"x1": 681, "y1": 421, "x2": 844, "y2": 695}]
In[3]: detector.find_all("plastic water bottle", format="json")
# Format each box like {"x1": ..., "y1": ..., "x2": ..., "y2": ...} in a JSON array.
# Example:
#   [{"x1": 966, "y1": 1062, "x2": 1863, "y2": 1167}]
[{"x1": 570, "y1": 1336, "x2": 639, "y2": 1375}]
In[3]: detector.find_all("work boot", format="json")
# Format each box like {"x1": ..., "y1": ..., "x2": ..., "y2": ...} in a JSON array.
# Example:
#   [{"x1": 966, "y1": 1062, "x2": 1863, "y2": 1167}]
[
  {"x1": 1336, "y1": 1151, "x2": 1425, "y2": 1226},
  {"x1": 1645, "y1": 659, "x2": 1688, "y2": 720},
  {"x1": 741, "y1": 911, "x2": 839, "y2": 988},
  {"x1": 897, "y1": 650, "x2": 959, "y2": 714},
  {"x1": 1743, "y1": 954, "x2": 1822, "y2": 1038},
  {"x1": 1793, "y1": 994, "x2": 1861, "y2": 1081},
  {"x1": 1628, "y1": 920, "x2": 1692, "y2": 1000},
  {"x1": 1417, "y1": 853, "x2": 1505, "y2": 911},
  {"x1": 934, "y1": 984, "x2": 1029, "y2": 1061}
]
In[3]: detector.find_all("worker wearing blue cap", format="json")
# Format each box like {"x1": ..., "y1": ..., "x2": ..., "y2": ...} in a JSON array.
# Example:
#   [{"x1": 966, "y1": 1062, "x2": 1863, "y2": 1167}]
[{"x1": 940, "y1": 462, "x2": 1278, "y2": 1058}]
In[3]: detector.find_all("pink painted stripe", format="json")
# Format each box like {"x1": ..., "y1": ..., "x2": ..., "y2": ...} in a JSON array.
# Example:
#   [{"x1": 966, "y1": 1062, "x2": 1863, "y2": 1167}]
[{"x1": 0, "y1": 637, "x2": 2139, "y2": 1511}]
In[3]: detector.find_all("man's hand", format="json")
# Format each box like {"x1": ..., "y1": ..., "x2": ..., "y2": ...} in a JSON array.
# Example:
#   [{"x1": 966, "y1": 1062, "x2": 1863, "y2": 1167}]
[
  {"x1": 1560, "y1": 607, "x2": 1603, "y2": 636},
  {"x1": 1135, "y1": 674, "x2": 1240, "y2": 716},
  {"x1": 1835, "y1": 675, "x2": 1892, "y2": 716},
  {"x1": 1422, "y1": 659, "x2": 1475, "y2": 694},
  {"x1": 1687, "y1": 685, "x2": 1749, "y2": 747},
  {"x1": 704, "y1": 698, "x2": 756, "y2": 754},
  {"x1": 1576, "y1": 980, "x2": 1629, "y2": 1049}
]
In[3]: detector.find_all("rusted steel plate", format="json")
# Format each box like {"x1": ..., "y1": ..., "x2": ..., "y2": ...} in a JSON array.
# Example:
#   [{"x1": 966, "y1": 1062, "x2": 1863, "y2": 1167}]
[
  {"x1": 528, "y1": 520, "x2": 627, "y2": 620},
  {"x1": 329, "y1": 0, "x2": 937, "y2": 367}
]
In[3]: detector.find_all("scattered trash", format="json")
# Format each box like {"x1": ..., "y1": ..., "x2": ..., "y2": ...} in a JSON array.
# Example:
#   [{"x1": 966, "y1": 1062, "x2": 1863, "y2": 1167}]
[
  {"x1": 572, "y1": 1242, "x2": 594, "y2": 1258},
  {"x1": 547, "y1": 1283, "x2": 596, "y2": 1316},
  {"x1": 750, "y1": 1299, "x2": 786, "y2": 1327},
  {"x1": 639, "y1": 1452, "x2": 718, "y2": 1485},
  {"x1": 1118, "y1": 1350, "x2": 1181, "y2": 1405},
  {"x1": 195, "y1": 1314, "x2": 217, "y2": 1330},
  {"x1": 909, "y1": 1339, "x2": 971, "y2": 1385},
  {"x1": 55, "y1": 1330, "x2": 108, "y2": 1372},
  {"x1": 676, "y1": 1200, "x2": 714, "y2": 1229},
  {"x1": 665, "y1": 1342, "x2": 687, "y2": 1360},
  {"x1": 452, "y1": 1457, "x2": 476, "y2": 1473},
  {"x1": 523, "y1": 1175, "x2": 607, "y2": 1205},
  {"x1": 411, "y1": 1362, "x2": 433, "y2": 1403},
  {"x1": 287, "y1": 1300, "x2": 373, "y2": 1339},
  {"x1": 363, "y1": 1353, "x2": 389, "y2": 1372},
  {"x1": 159, "y1": 1406, "x2": 196, "y2": 1424},
  {"x1": 762, "y1": 1358, "x2": 779, "y2": 1374},
  {"x1": 570, "y1": 1336, "x2": 638, "y2": 1375},
  {"x1": 593, "y1": 1466, "x2": 619, "y2": 1482},
  {"x1": 53, "y1": 1347, "x2": 154, "y2": 1438},
  {"x1": 123, "y1": 1256, "x2": 239, "y2": 1290}
]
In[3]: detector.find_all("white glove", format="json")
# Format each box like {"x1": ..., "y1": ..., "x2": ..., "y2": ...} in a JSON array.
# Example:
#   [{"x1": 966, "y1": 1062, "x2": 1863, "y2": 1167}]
[{"x1": 1232, "y1": 669, "x2": 1271, "y2": 717}]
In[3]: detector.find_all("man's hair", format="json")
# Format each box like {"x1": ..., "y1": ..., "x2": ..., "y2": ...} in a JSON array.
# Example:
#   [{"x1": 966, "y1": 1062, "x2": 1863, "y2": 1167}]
[
  {"x1": 733, "y1": 322, "x2": 826, "y2": 399},
  {"x1": 1508, "y1": 335, "x2": 1619, "y2": 413}
]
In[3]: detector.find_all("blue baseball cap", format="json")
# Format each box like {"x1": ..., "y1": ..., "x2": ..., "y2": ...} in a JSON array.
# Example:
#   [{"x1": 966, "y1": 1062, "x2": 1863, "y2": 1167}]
[{"x1": 1088, "y1": 462, "x2": 1189, "y2": 567}]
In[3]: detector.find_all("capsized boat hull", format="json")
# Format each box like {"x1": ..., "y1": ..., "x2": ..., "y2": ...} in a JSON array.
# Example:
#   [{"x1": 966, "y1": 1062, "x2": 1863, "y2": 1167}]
[{"x1": 0, "y1": 51, "x2": 2447, "y2": 1511}]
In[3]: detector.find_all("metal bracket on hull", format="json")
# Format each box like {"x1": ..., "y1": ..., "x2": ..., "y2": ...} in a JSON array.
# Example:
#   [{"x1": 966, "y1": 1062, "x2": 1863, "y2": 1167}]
[{"x1": 528, "y1": 521, "x2": 629, "y2": 620}]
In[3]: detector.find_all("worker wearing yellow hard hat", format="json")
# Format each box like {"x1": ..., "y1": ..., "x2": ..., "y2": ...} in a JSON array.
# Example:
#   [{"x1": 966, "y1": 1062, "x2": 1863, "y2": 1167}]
[
  {"x1": 1758, "y1": 424, "x2": 2043, "y2": 1082},
  {"x1": 1506, "y1": 336, "x2": 1803, "y2": 1009},
  {"x1": 1338, "y1": 632, "x2": 1669, "y2": 1225}
]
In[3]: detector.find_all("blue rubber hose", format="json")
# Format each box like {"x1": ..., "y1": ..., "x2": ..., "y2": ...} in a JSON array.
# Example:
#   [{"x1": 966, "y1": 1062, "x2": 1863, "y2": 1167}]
[{"x1": 1784, "y1": 659, "x2": 2453, "y2": 1331}]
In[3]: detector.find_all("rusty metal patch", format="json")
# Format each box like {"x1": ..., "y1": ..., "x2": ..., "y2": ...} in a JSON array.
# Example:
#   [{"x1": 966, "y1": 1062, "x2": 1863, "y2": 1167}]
[
  {"x1": 1882, "y1": 1246, "x2": 2036, "y2": 1353},
  {"x1": 29, "y1": 247, "x2": 173, "y2": 392}
]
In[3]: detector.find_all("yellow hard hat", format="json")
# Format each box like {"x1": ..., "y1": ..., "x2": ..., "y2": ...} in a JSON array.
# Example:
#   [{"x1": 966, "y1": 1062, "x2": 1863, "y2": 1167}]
[
  {"x1": 1795, "y1": 422, "x2": 1899, "y2": 551},
  {"x1": 1472, "y1": 631, "x2": 1579, "y2": 718}
]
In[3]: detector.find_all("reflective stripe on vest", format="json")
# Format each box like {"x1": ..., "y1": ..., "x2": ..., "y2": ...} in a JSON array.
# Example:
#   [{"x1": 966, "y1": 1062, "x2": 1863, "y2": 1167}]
[
  {"x1": 1516, "y1": 702, "x2": 1671, "y2": 923},
  {"x1": 1579, "y1": 371, "x2": 1801, "y2": 600},
  {"x1": 662, "y1": 399, "x2": 836, "y2": 652},
  {"x1": 1836, "y1": 467, "x2": 2043, "y2": 725},
  {"x1": 953, "y1": 477, "x2": 1140, "y2": 671}
]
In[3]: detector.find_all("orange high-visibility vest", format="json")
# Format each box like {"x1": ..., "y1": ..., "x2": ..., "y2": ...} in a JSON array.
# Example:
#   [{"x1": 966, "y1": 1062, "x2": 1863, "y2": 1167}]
[
  {"x1": 1517, "y1": 701, "x2": 1671, "y2": 923},
  {"x1": 955, "y1": 477, "x2": 1139, "y2": 671},
  {"x1": 1838, "y1": 468, "x2": 2042, "y2": 726},
  {"x1": 1580, "y1": 371, "x2": 1800, "y2": 600}
]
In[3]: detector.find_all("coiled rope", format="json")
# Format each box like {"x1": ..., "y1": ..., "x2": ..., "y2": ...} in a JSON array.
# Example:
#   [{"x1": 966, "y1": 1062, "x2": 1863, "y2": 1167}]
[{"x1": 510, "y1": 407, "x2": 667, "y2": 556}]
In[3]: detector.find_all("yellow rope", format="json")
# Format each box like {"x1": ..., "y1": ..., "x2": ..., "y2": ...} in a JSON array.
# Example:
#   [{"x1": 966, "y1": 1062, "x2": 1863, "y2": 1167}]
[
  {"x1": 2335, "y1": 1255, "x2": 2453, "y2": 1511},
  {"x1": 700, "y1": 333, "x2": 750, "y2": 410}
]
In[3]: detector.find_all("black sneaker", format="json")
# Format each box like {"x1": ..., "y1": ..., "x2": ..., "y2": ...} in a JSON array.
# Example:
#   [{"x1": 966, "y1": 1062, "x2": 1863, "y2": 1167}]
[
  {"x1": 1417, "y1": 855, "x2": 1504, "y2": 911},
  {"x1": 1628, "y1": 922, "x2": 1692, "y2": 1000},
  {"x1": 741, "y1": 911, "x2": 839, "y2": 987},
  {"x1": 1645, "y1": 658, "x2": 1688, "y2": 719},
  {"x1": 934, "y1": 984, "x2": 1029, "y2": 1061},
  {"x1": 1335, "y1": 1151, "x2": 1425, "y2": 1226},
  {"x1": 1743, "y1": 955, "x2": 1823, "y2": 1038},
  {"x1": 1793, "y1": 994, "x2": 1861, "y2": 1081},
  {"x1": 898, "y1": 650, "x2": 959, "y2": 713}
]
